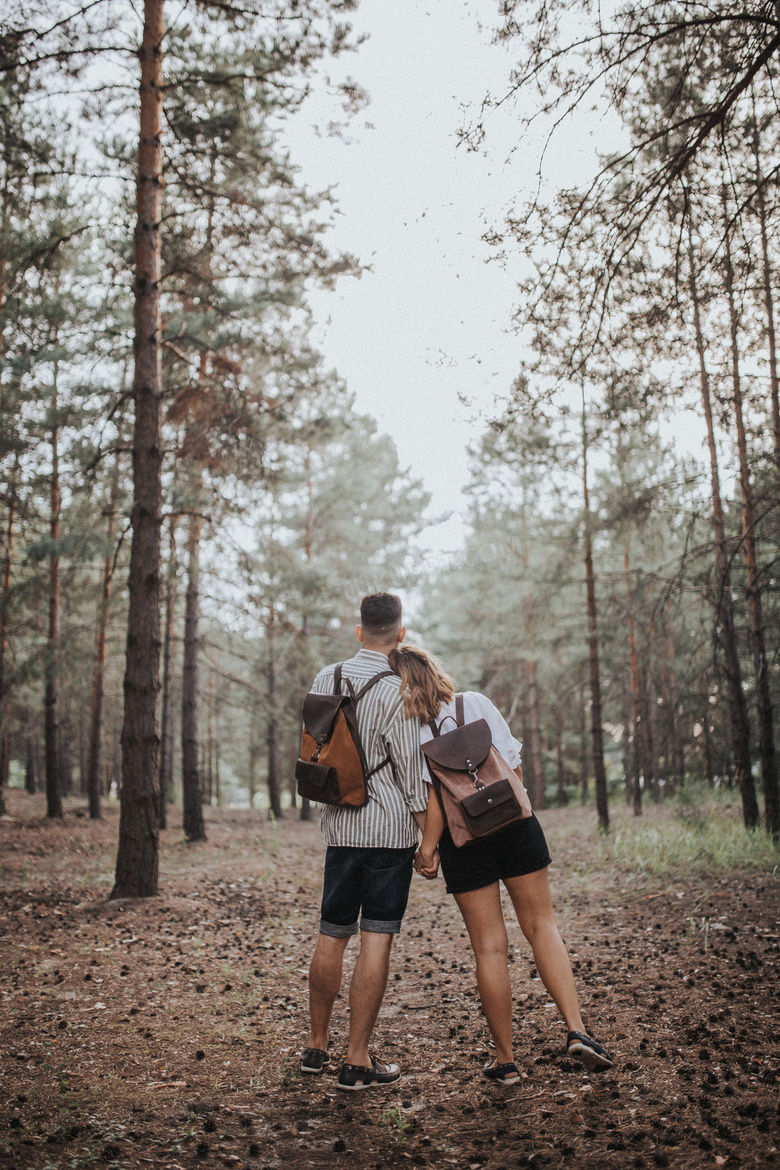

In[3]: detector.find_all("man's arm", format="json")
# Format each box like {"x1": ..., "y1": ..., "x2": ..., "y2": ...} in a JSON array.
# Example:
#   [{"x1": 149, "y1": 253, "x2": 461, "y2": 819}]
[{"x1": 385, "y1": 706, "x2": 428, "y2": 820}]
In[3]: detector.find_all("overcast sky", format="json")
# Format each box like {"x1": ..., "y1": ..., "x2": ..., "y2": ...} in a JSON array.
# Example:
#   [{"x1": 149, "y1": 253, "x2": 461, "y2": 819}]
[{"x1": 282, "y1": 0, "x2": 628, "y2": 560}]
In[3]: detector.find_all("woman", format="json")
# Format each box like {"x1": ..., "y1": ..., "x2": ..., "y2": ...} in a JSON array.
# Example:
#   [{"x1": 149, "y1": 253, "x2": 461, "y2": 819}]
[{"x1": 389, "y1": 644, "x2": 614, "y2": 1084}]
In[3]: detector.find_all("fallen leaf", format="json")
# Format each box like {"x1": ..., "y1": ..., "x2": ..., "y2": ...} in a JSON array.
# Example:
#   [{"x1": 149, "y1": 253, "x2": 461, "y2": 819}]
[{"x1": 571, "y1": 1112, "x2": 585, "y2": 1124}]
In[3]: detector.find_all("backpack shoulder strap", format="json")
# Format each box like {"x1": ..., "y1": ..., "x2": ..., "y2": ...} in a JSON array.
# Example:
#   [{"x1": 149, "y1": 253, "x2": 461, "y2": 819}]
[
  {"x1": 354, "y1": 669, "x2": 394, "y2": 702},
  {"x1": 428, "y1": 695, "x2": 463, "y2": 738},
  {"x1": 333, "y1": 663, "x2": 343, "y2": 694}
]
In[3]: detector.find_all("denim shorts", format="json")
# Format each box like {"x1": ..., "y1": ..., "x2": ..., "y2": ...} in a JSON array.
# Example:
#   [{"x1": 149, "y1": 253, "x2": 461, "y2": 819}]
[{"x1": 319, "y1": 845, "x2": 417, "y2": 937}]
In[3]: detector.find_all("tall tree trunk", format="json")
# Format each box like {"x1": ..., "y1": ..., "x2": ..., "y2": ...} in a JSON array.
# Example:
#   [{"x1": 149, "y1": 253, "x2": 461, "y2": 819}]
[
  {"x1": 181, "y1": 514, "x2": 206, "y2": 841},
  {"x1": 665, "y1": 617, "x2": 685, "y2": 788},
  {"x1": 620, "y1": 663, "x2": 632, "y2": 805},
  {"x1": 266, "y1": 617, "x2": 283, "y2": 819},
  {"x1": 214, "y1": 697, "x2": 221, "y2": 808},
  {"x1": 206, "y1": 675, "x2": 214, "y2": 805},
  {"x1": 722, "y1": 187, "x2": 780, "y2": 838},
  {"x1": 158, "y1": 520, "x2": 178, "y2": 828},
  {"x1": 751, "y1": 125, "x2": 780, "y2": 507},
  {"x1": 686, "y1": 211, "x2": 758, "y2": 828},
  {"x1": 25, "y1": 708, "x2": 38, "y2": 794},
  {"x1": 526, "y1": 657, "x2": 546, "y2": 809},
  {"x1": 60, "y1": 697, "x2": 73, "y2": 797},
  {"x1": 582, "y1": 400, "x2": 609, "y2": 831},
  {"x1": 87, "y1": 459, "x2": 119, "y2": 820},
  {"x1": 299, "y1": 462, "x2": 314, "y2": 822},
  {"x1": 644, "y1": 669, "x2": 659, "y2": 802},
  {"x1": 555, "y1": 700, "x2": 567, "y2": 806},
  {"x1": 0, "y1": 462, "x2": 17, "y2": 816},
  {"x1": 702, "y1": 687, "x2": 715, "y2": 788},
  {"x1": 642, "y1": 596, "x2": 659, "y2": 803},
  {"x1": 578, "y1": 665, "x2": 589, "y2": 802},
  {"x1": 45, "y1": 405, "x2": 63, "y2": 820},
  {"x1": 111, "y1": 0, "x2": 165, "y2": 897},
  {"x1": 248, "y1": 715, "x2": 259, "y2": 811},
  {"x1": 624, "y1": 545, "x2": 643, "y2": 816}
]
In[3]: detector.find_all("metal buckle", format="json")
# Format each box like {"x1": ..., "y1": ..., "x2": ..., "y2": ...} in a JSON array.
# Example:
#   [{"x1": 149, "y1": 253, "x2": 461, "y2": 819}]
[{"x1": 467, "y1": 762, "x2": 485, "y2": 791}]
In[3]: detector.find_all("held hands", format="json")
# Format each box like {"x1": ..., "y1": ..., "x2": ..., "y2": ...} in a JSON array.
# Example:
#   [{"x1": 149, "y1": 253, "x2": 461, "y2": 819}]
[{"x1": 413, "y1": 847, "x2": 440, "y2": 880}]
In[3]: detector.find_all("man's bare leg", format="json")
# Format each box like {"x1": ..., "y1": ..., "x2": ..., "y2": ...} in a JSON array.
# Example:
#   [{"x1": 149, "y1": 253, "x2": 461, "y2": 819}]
[
  {"x1": 308, "y1": 933, "x2": 351, "y2": 1051},
  {"x1": 344, "y1": 931, "x2": 394, "y2": 1067}
]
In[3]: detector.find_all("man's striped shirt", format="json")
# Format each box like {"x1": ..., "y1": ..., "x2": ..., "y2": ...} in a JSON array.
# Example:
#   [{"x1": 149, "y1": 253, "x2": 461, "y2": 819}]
[{"x1": 310, "y1": 649, "x2": 427, "y2": 849}]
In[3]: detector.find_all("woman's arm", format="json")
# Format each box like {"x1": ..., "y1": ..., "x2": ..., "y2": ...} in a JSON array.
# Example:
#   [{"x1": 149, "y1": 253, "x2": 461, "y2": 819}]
[{"x1": 415, "y1": 785, "x2": 444, "y2": 877}]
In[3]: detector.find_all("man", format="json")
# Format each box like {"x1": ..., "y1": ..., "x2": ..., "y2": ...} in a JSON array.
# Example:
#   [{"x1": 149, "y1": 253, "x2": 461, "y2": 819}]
[{"x1": 300, "y1": 592, "x2": 427, "y2": 1091}]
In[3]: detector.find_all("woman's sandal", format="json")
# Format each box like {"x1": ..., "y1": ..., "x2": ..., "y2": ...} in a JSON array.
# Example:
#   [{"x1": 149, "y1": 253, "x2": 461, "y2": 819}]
[
  {"x1": 566, "y1": 1031, "x2": 614, "y2": 1072},
  {"x1": 482, "y1": 1060, "x2": 520, "y2": 1084}
]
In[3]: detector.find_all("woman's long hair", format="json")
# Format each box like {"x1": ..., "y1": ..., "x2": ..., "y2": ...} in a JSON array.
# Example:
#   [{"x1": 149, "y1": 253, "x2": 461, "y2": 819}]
[{"x1": 388, "y1": 644, "x2": 456, "y2": 724}]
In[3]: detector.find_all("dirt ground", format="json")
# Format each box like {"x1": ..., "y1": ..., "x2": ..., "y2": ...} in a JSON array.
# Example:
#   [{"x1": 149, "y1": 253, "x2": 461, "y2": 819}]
[{"x1": 1, "y1": 791, "x2": 779, "y2": 1170}]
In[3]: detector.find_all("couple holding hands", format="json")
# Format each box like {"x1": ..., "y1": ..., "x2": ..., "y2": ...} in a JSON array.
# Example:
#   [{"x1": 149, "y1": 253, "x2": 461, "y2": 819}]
[{"x1": 300, "y1": 593, "x2": 613, "y2": 1091}]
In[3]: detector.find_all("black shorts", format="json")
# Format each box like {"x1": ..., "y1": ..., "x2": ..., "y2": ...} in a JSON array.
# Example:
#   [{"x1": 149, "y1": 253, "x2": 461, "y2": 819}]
[
  {"x1": 438, "y1": 813, "x2": 551, "y2": 895},
  {"x1": 319, "y1": 845, "x2": 417, "y2": 937}
]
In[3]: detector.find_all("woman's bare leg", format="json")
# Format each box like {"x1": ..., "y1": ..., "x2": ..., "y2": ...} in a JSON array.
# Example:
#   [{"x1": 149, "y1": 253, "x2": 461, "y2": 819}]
[
  {"x1": 503, "y1": 867, "x2": 586, "y2": 1035},
  {"x1": 453, "y1": 883, "x2": 514, "y2": 1066}
]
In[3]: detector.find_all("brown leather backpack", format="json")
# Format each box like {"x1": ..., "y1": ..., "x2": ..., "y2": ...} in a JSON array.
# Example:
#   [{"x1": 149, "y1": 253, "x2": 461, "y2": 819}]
[
  {"x1": 422, "y1": 694, "x2": 532, "y2": 847},
  {"x1": 295, "y1": 664, "x2": 394, "y2": 807}
]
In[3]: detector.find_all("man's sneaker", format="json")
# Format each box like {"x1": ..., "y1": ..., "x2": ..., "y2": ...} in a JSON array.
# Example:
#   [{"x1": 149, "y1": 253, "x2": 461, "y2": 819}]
[
  {"x1": 336, "y1": 1056, "x2": 401, "y2": 1091},
  {"x1": 300, "y1": 1047, "x2": 331, "y2": 1074},
  {"x1": 566, "y1": 1031, "x2": 614, "y2": 1072}
]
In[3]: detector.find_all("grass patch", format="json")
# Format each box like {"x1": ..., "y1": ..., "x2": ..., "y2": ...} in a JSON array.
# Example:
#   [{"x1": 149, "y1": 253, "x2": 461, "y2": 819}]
[
  {"x1": 599, "y1": 792, "x2": 779, "y2": 879},
  {"x1": 540, "y1": 787, "x2": 779, "y2": 886}
]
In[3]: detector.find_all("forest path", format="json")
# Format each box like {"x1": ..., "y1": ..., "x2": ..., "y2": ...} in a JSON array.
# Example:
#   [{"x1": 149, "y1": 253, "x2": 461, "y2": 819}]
[{"x1": 1, "y1": 793, "x2": 778, "y2": 1169}]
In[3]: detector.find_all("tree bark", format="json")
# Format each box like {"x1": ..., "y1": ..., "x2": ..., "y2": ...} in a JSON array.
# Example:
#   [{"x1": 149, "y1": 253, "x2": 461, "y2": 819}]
[
  {"x1": 578, "y1": 664, "x2": 588, "y2": 802},
  {"x1": 59, "y1": 697, "x2": 73, "y2": 797},
  {"x1": 642, "y1": 597, "x2": 659, "y2": 803},
  {"x1": 181, "y1": 513, "x2": 206, "y2": 841},
  {"x1": 25, "y1": 708, "x2": 39, "y2": 794},
  {"x1": 266, "y1": 617, "x2": 283, "y2": 819},
  {"x1": 214, "y1": 695, "x2": 221, "y2": 808},
  {"x1": 752, "y1": 126, "x2": 780, "y2": 509},
  {"x1": 87, "y1": 459, "x2": 119, "y2": 820},
  {"x1": 525, "y1": 657, "x2": 546, "y2": 809},
  {"x1": 554, "y1": 701, "x2": 567, "y2": 806},
  {"x1": 582, "y1": 401, "x2": 609, "y2": 831},
  {"x1": 299, "y1": 464, "x2": 314, "y2": 822},
  {"x1": 0, "y1": 461, "x2": 17, "y2": 815},
  {"x1": 645, "y1": 670, "x2": 659, "y2": 802},
  {"x1": 158, "y1": 520, "x2": 178, "y2": 828},
  {"x1": 722, "y1": 186, "x2": 780, "y2": 839},
  {"x1": 248, "y1": 718, "x2": 259, "y2": 811},
  {"x1": 624, "y1": 545, "x2": 643, "y2": 816},
  {"x1": 111, "y1": 0, "x2": 165, "y2": 897},
  {"x1": 665, "y1": 618, "x2": 685, "y2": 788},
  {"x1": 702, "y1": 688, "x2": 715, "y2": 788},
  {"x1": 45, "y1": 403, "x2": 63, "y2": 820},
  {"x1": 686, "y1": 211, "x2": 758, "y2": 828}
]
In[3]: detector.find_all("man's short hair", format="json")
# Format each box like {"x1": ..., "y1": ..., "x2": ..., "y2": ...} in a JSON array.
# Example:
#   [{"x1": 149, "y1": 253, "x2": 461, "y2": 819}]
[{"x1": 360, "y1": 593, "x2": 403, "y2": 638}]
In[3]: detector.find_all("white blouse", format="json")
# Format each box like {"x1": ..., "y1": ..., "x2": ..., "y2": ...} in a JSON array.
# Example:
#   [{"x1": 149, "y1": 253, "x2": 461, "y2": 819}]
[{"x1": 419, "y1": 691, "x2": 522, "y2": 785}]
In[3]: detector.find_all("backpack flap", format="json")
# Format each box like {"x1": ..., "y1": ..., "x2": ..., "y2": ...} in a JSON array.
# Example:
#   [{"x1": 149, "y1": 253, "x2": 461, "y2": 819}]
[
  {"x1": 421, "y1": 718, "x2": 492, "y2": 772},
  {"x1": 460, "y1": 778, "x2": 522, "y2": 838},
  {"x1": 302, "y1": 692, "x2": 347, "y2": 747},
  {"x1": 295, "y1": 759, "x2": 340, "y2": 805}
]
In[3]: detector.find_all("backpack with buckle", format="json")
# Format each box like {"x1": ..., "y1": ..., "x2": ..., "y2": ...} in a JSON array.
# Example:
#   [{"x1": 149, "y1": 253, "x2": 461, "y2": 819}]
[
  {"x1": 422, "y1": 694, "x2": 532, "y2": 846},
  {"x1": 295, "y1": 664, "x2": 394, "y2": 807}
]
